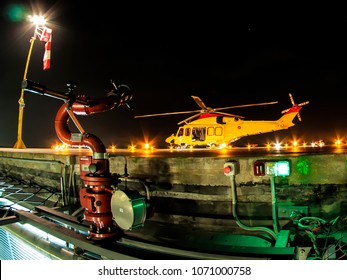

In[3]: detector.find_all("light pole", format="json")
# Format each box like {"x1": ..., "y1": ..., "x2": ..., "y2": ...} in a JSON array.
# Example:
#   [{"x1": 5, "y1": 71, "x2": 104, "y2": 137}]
[{"x1": 13, "y1": 15, "x2": 46, "y2": 149}]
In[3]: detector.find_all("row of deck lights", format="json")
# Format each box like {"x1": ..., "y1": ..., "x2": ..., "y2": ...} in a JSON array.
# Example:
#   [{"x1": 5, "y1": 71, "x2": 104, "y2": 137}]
[{"x1": 51, "y1": 139, "x2": 344, "y2": 152}]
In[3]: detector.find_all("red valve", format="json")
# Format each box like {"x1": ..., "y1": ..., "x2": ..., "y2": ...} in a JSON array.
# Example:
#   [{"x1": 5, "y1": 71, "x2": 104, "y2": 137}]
[
  {"x1": 223, "y1": 161, "x2": 239, "y2": 176},
  {"x1": 224, "y1": 165, "x2": 232, "y2": 174}
]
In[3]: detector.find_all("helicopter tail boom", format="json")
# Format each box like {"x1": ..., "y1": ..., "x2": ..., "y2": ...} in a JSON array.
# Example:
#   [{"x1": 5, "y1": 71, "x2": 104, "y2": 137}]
[{"x1": 276, "y1": 105, "x2": 303, "y2": 129}]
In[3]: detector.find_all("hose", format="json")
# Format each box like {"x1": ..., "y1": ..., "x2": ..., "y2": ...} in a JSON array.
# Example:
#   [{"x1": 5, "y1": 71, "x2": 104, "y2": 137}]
[
  {"x1": 270, "y1": 176, "x2": 280, "y2": 234},
  {"x1": 229, "y1": 175, "x2": 277, "y2": 241}
]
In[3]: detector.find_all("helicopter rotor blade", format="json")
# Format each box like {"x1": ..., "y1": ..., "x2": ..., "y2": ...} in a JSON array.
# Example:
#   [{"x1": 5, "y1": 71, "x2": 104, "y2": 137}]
[
  {"x1": 289, "y1": 93, "x2": 295, "y2": 105},
  {"x1": 297, "y1": 113, "x2": 302, "y2": 122},
  {"x1": 177, "y1": 113, "x2": 202, "y2": 125},
  {"x1": 191, "y1": 96, "x2": 209, "y2": 110},
  {"x1": 176, "y1": 111, "x2": 245, "y2": 125},
  {"x1": 134, "y1": 109, "x2": 201, "y2": 118},
  {"x1": 296, "y1": 101, "x2": 309, "y2": 121},
  {"x1": 134, "y1": 97, "x2": 279, "y2": 122},
  {"x1": 214, "y1": 111, "x2": 245, "y2": 118},
  {"x1": 298, "y1": 101, "x2": 310, "y2": 107},
  {"x1": 214, "y1": 101, "x2": 278, "y2": 111}
]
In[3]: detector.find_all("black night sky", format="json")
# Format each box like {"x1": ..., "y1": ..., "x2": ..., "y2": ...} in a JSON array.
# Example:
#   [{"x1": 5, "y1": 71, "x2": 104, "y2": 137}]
[{"x1": 1, "y1": 1, "x2": 347, "y2": 148}]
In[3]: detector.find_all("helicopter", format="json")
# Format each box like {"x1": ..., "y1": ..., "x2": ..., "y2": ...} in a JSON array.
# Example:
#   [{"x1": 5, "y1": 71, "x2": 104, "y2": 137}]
[{"x1": 134, "y1": 93, "x2": 309, "y2": 149}]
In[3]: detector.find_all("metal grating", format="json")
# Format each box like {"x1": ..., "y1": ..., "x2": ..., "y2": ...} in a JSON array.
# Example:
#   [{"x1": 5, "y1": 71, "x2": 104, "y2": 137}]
[
  {"x1": 0, "y1": 226, "x2": 50, "y2": 260},
  {"x1": 0, "y1": 178, "x2": 58, "y2": 211}
]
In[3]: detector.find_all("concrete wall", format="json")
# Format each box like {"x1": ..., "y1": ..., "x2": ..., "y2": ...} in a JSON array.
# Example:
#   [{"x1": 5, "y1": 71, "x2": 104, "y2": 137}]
[{"x1": 1, "y1": 150, "x2": 346, "y2": 226}]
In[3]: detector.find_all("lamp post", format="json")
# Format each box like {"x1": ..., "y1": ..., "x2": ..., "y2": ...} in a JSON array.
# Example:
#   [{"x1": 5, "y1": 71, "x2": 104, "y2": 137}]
[{"x1": 13, "y1": 15, "x2": 46, "y2": 149}]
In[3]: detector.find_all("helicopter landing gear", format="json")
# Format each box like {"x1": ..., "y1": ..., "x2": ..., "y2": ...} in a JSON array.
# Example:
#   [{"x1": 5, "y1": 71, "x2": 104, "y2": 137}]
[
  {"x1": 169, "y1": 143, "x2": 188, "y2": 149},
  {"x1": 174, "y1": 144, "x2": 185, "y2": 149}
]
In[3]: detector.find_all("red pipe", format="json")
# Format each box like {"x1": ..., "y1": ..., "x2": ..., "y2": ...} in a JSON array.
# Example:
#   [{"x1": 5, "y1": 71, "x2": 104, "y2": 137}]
[
  {"x1": 54, "y1": 92, "x2": 129, "y2": 239},
  {"x1": 54, "y1": 94, "x2": 122, "y2": 154},
  {"x1": 23, "y1": 79, "x2": 132, "y2": 239}
]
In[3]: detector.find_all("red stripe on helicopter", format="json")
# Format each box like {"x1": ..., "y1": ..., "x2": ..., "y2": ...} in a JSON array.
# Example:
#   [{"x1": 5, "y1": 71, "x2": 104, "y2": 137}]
[
  {"x1": 198, "y1": 113, "x2": 223, "y2": 119},
  {"x1": 284, "y1": 106, "x2": 302, "y2": 114}
]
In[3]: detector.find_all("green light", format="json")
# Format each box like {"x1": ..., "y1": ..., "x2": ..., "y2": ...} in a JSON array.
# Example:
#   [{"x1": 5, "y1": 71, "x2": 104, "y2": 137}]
[
  {"x1": 297, "y1": 158, "x2": 309, "y2": 175},
  {"x1": 265, "y1": 160, "x2": 290, "y2": 176},
  {"x1": 5, "y1": 4, "x2": 28, "y2": 22},
  {"x1": 275, "y1": 161, "x2": 290, "y2": 176}
]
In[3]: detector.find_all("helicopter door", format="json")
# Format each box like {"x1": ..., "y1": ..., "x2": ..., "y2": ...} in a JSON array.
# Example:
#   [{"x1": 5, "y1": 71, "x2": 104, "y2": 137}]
[
  {"x1": 192, "y1": 127, "x2": 206, "y2": 142},
  {"x1": 177, "y1": 127, "x2": 184, "y2": 137}
]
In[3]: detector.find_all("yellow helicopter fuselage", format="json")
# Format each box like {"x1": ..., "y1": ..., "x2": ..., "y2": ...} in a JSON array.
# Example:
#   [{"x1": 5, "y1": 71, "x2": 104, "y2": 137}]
[
  {"x1": 134, "y1": 93, "x2": 308, "y2": 148},
  {"x1": 165, "y1": 108, "x2": 300, "y2": 148}
]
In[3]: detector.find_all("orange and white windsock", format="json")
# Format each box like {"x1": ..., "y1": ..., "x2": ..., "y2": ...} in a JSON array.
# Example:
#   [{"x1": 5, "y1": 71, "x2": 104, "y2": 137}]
[{"x1": 39, "y1": 27, "x2": 52, "y2": 70}]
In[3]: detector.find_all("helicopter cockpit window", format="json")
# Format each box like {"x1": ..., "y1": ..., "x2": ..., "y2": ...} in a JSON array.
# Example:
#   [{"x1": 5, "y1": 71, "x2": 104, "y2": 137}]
[
  {"x1": 177, "y1": 128, "x2": 184, "y2": 137},
  {"x1": 192, "y1": 127, "x2": 206, "y2": 141},
  {"x1": 185, "y1": 128, "x2": 191, "y2": 136}
]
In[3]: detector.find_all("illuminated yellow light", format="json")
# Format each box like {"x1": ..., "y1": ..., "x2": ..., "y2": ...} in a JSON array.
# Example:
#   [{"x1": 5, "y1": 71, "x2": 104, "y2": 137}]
[
  {"x1": 52, "y1": 143, "x2": 69, "y2": 151},
  {"x1": 218, "y1": 148, "x2": 229, "y2": 155},
  {"x1": 109, "y1": 145, "x2": 116, "y2": 151},
  {"x1": 128, "y1": 144, "x2": 136, "y2": 152},
  {"x1": 219, "y1": 142, "x2": 227, "y2": 149}
]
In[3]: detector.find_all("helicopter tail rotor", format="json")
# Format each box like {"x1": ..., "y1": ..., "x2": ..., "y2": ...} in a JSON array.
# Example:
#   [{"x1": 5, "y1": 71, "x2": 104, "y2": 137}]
[{"x1": 281, "y1": 93, "x2": 309, "y2": 121}]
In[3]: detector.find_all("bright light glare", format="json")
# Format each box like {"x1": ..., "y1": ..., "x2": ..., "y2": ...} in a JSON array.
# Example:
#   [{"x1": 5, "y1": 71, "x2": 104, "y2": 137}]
[
  {"x1": 28, "y1": 15, "x2": 46, "y2": 26},
  {"x1": 219, "y1": 142, "x2": 227, "y2": 149},
  {"x1": 51, "y1": 143, "x2": 69, "y2": 151},
  {"x1": 128, "y1": 144, "x2": 136, "y2": 152},
  {"x1": 276, "y1": 161, "x2": 291, "y2": 176},
  {"x1": 274, "y1": 143, "x2": 281, "y2": 150}
]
